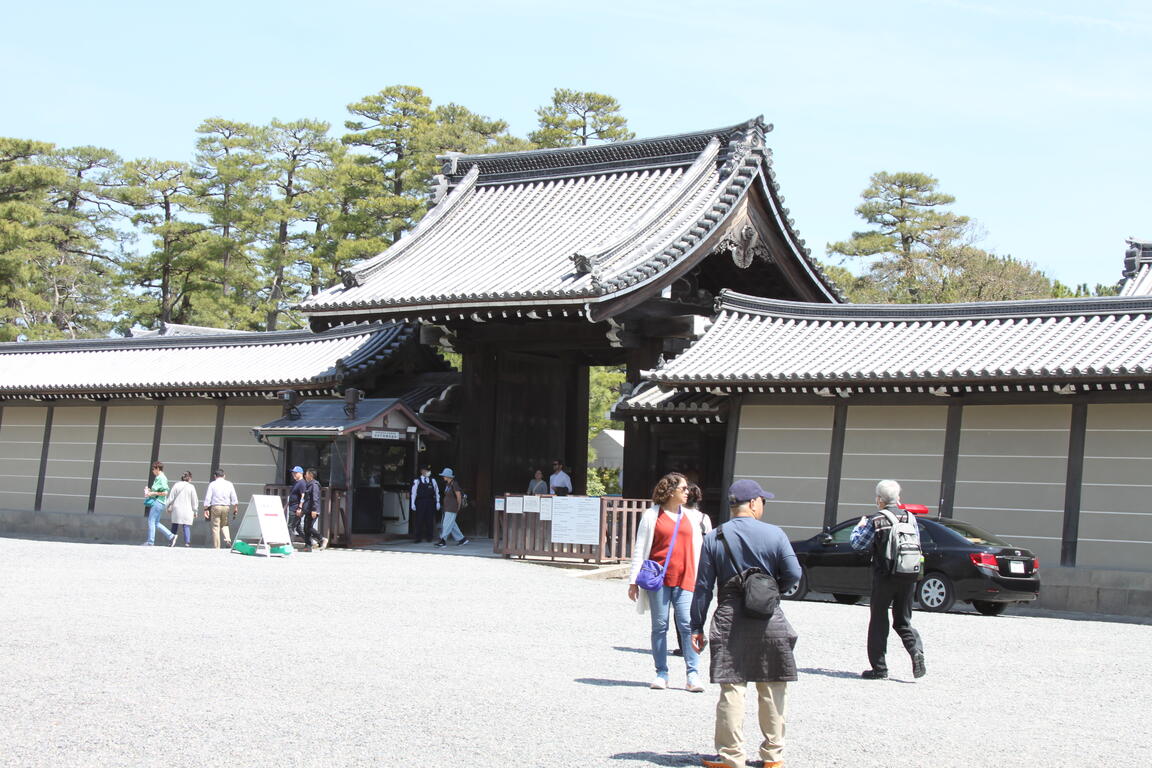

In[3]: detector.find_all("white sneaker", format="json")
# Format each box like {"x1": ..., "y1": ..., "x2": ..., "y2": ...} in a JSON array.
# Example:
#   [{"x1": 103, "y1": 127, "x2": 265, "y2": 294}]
[
  {"x1": 686, "y1": 673, "x2": 705, "y2": 692},
  {"x1": 649, "y1": 676, "x2": 668, "y2": 690}
]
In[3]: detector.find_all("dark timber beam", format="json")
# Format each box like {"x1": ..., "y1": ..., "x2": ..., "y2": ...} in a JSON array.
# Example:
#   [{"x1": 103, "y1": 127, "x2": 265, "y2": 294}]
[
  {"x1": 938, "y1": 403, "x2": 963, "y2": 518},
  {"x1": 34, "y1": 406, "x2": 54, "y2": 512},
  {"x1": 822, "y1": 401, "x2": 848, "y2": 530},
  {"x1": 1061, "y1": 403, "x2": 1088, "y2": 567}
]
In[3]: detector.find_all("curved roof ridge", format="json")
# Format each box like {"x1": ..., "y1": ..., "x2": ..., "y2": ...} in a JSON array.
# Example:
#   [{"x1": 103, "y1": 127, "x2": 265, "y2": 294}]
[
  {"x1": 342, "y1": 166, "x2": 481, "y2": 288},
  {"x1": 572, "y1": 137, "x2": 723, "y2": 273},
  {"x1": 438, "y1": 118, "x2": 768, "y2": 185},
  {"x1": 717, "y1": 290, "x2": 1152, "y2": 321}
]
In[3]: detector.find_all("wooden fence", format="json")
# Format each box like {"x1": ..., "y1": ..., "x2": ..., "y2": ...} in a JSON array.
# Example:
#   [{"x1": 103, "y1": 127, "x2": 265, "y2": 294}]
[
  {"x1": 493, "y1": 496, "x2": 650, "y2": 563},
  {"x1": 263, "y1": 485, "x2": 349, "y2": 548}
]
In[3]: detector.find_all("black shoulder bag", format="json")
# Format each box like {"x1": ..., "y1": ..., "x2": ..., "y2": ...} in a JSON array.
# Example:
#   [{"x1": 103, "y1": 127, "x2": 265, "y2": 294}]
[{"x1": 717, "y1": 525, "x2": 780, "y2": 621}]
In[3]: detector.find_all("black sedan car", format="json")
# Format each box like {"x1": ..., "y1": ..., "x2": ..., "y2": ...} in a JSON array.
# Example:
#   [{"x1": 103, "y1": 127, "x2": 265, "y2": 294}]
[{"x1": 783, "y1": 510, "x2": 1040, "y2": 615}]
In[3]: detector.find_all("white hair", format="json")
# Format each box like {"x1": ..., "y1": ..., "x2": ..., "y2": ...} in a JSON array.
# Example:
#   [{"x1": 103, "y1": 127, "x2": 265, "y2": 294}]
[{"x1": 875, "y1": 479, "x2": 901, "y2": 505}]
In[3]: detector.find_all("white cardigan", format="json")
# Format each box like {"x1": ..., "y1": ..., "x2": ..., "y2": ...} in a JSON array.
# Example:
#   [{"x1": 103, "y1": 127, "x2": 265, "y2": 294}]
[{"x1": 629, "y1": 505, "x2": 713, "y2": 614}]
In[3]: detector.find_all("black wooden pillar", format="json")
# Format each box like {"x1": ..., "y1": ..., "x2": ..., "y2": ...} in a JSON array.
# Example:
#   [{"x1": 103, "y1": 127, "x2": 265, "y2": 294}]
[
  {"x1": 622, "y1": 338, "x2": 662, "y2": 499},
  {"x1": 459, "y1": 345, "x2": 499, "y2": 537},
  {"x1": 564, "y1": 355, "x2": 590, "y2": 495}
]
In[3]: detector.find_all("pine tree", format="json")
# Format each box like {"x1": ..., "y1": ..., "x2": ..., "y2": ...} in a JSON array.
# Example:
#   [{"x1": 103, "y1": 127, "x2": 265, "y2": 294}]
[{"x1": 530, "y1": 89, "x2": 634, "y2": 147}]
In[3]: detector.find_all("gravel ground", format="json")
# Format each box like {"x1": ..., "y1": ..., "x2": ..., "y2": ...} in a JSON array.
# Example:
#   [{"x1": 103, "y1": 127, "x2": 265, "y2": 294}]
[{"x1": 1, "y1": 536, "x2": 1149, "y2": 768}]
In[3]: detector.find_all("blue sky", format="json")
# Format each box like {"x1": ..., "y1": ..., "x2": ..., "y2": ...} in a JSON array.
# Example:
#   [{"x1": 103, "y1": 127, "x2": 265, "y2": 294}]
[{"x1": 5, "y1": 0, "x2": 1149, "y2": 289}]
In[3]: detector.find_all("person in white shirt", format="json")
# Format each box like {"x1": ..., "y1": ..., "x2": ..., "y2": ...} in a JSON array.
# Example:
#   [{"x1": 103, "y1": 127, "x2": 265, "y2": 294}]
[
  {"x1": 549, "y1": 459, "x2": 573, "y2": 496},
  {"x1": 409, "y1": 466, "x2": 440, "y2": 543},
  {"x1": 202, "y1": 468, "x2": 239, "y2": 549}
]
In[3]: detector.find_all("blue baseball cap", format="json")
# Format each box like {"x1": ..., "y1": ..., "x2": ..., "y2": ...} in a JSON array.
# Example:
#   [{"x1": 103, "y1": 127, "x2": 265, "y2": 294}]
[
  {"x1": 728, "y1": 479, "x2": 774, "y2": 504},
  {"x1": 291, "y1": 466, "x2": 304, "y2": 474}
]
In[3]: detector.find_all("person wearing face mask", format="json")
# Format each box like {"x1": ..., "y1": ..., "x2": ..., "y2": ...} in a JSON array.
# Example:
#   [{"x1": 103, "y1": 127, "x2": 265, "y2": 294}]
[{"x1": 409, "y1": 465, "x2": 440, "y2": 543}]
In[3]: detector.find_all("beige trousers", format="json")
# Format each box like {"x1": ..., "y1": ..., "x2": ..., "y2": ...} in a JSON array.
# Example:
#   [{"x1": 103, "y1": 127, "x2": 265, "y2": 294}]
[
  {"x1": 209, "y1": 506, "x2": 232, "y2": 548},
  {"x1": 714, "y1": 681, "x2": 787, "y2": 767}
]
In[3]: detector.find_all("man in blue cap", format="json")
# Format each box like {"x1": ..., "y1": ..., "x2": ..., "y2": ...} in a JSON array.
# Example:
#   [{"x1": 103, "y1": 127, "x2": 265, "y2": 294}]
[
  {"x1": 286, "y1": 466, "x2": 306, "y2": 538},
  {"x1": 691, "y1": 479, "x2": 801, "y2": 768}
]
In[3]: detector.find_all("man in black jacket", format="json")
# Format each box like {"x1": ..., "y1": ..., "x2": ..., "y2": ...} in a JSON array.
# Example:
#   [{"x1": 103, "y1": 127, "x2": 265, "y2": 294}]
[{"x1": 850, "y1": 478, "x2": 926, "y2": 680}]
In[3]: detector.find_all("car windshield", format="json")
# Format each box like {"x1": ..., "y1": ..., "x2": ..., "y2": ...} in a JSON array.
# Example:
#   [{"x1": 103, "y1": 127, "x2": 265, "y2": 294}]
[{"x1": 933, "y1": 519, "x2": 1010, "y2": 546}]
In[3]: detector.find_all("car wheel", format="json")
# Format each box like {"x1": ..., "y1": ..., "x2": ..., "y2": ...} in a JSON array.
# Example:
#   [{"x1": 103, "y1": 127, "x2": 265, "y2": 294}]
[
  {"x1": 972, "y1": 600, "x2": 1008, "y2": 616},
  {"x1": 782, "y1": 567, "x2": 808, "y2": 601},
  {"x1": 917, "y1": 573, "x2": 955, "y2": 612},
  {"x1": 832, "y1": 593, "x2": 861, "y2": 605}
]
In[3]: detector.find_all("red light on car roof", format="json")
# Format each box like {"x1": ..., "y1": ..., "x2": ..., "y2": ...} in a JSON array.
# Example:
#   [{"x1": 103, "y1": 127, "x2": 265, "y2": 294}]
[{"x1": 899, "y1": 503, "x2": 930, "y2": 516}]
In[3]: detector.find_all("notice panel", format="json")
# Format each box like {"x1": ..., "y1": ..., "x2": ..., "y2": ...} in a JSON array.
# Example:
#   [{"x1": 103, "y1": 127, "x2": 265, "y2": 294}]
[
  {"x1": 550, "y1": 496, "x2": 600, "y2": 545},
  {"x1": 538, "y1": 496, "x2": 554, "y2": 521}
]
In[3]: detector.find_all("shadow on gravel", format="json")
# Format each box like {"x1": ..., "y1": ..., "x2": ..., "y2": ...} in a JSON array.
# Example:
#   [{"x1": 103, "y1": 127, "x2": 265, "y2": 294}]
[
  {"x1": 609, "y1": 751, "x2": 701, "y2": 765},
  {"x1": 613, "y1": 646, "x2": 652, "y2": 655},
  {"x1": 797, "y1": 666, "x2": 860, "y2": 679},
  {"x1": 575, "y1": 677, "x2": 651, "y2": 687}
]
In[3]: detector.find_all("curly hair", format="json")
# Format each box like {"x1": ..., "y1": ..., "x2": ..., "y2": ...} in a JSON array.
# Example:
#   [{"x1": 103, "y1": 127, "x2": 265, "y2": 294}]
[
  {"x1": 651, "y1": 472, "x2": 688, "y2": 507},
  {"x1": 686, "y1": 483, "x2": 703, "y2": 508}
]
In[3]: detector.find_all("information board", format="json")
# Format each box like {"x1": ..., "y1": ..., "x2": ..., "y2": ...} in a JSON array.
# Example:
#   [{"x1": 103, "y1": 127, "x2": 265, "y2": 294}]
[
  {"x1": 522, "y1": 495, "x2": 540, "y2": 514},
  {"x1": 549, "y1": 495, "x2": 601, "y2": 545},
  {"x1": 538, "y1": 495, "x2": 553, "y2": 521},
  {"x1": 505, "y1": 495, "x2": 524, "y2": 514},
  {"x1": 234, "y1": 495, "x2": 294, "y2": 547}
]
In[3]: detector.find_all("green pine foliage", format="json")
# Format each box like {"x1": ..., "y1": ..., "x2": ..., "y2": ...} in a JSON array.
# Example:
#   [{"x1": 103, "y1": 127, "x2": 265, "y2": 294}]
[
  {"x1": 530, "y1": 89, "x2": 635, "y2": 148},
  {"x1": 827, "y1": 171, "x2": 1078, "y2": 304}
]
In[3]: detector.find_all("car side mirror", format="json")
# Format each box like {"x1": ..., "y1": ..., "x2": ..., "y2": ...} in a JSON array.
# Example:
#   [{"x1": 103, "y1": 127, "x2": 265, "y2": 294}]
[{"x1": 819, "y1": 532, "x2": 834, "y2": 545}]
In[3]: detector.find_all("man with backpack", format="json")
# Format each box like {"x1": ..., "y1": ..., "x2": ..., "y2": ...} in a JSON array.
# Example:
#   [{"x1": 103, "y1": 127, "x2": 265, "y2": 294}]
[
  {"x1": 850, "y1": 479, "x2": 926, "y2": 680},
  {"x1": 690, "y1": 479, "x2": 801, "y2": 768}
]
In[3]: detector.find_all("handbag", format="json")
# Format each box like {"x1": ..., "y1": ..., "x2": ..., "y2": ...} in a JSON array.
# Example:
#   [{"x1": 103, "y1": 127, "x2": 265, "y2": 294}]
[
  {"x1": 717, "y1": 525, "x2": 780, "y2": 620},
  {"x1": 635, "y1": 508, "x2": 684, "y2": 591}
]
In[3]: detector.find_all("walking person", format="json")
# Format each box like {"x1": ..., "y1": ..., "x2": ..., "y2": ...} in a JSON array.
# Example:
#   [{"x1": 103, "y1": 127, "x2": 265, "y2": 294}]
[
  {"x1": 409, "y1": 466, "x2": 440, "y2": 543},
  {"x1": 143, "y1": 461, "x2": 176, "y2": 546},
  {"x1": 690, "y1": 479, "x2": 801, "y2": 768},
  {"x1": 166, "y1": 471, "x2": 199, "y2": 547},
  {"x1": 850, "y1": 479, "x2": 926, "y2": 680},
  {"x1": 202, "y1": 468, "x2": 239, "y2": 549},
  {"x1": 299, "y1": 468, "x2": 328, "y2": 551},
  {"x1": 628, "y1": 472, "x2": 712, "y2": 692},
  {"x1": 286, "y1": 466, "x2": 306, "y2": 539},
  {"x1": 434, "y1": 468, "x2": 470, "y2": 548},
  {"x1": 526, "y1": 468, "x2": 548, "y2": 495}
]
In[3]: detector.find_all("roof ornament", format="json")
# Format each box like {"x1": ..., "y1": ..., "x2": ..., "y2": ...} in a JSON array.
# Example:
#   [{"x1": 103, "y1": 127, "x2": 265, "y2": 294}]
[
  {"x1": 441, "y1": 152, "x2": 463, "y2": 175},
  {"x1": 341, "y1": 271, "x2": 361, "y2": 290},
  {"x1": 430, "y1": 174, "x2": 449, "y2": 204},
  {"x1": 718, "y1": 224, "x2": 771, "y2": 269},
  {"x1": 571, "y1": 252, "x2": 595, "y2": 274},
  {"x1": 720, "y1": 117, "x2": 769, "y2": 176}
]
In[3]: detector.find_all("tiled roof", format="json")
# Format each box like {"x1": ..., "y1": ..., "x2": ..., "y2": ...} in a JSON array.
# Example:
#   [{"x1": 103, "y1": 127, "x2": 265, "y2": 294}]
[
  {"x1": 0, "y1": 323, "x2": 414, "y2": 399},
  {"x1": 254, "y1": 397, "x2": 448, "y2": 439},
  {"x1": 611, "y1": 382, "x2": 728, "y2": 423},
  {"x1": 644, "y1": 291, "x2": 1152, "y2": 393},
  {"x1": 301, "y1": 118, "x2": 841, "y2": 322}
]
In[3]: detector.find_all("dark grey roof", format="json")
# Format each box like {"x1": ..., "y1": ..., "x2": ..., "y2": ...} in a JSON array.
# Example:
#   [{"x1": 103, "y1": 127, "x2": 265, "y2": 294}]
[
  {"x1": 611, "y1": 382, "x2": 728, "y2": 423},
  {"x1": 1121, "y1": 238, "x2": 1152, "y2": 297},
  {"x1": 301, "y1": 118, "x2": 841, "y2": 323},
  {"x1": 0, "y1": 323, "x2": 415, "y2": 399},
  {"x1": 254, "y1": 397, "x2": 448, "y2": 438},
  {"x1": 643, "y1": 290, "x2": 1152, "y2": 393}
]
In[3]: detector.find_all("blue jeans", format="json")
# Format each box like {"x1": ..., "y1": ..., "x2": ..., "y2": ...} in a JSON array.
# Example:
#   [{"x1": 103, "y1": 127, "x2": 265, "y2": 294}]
[
  {"x1": 647, "y1": 585, "x2": 699, "y2": 677},
  {"x1": 440, "y1": 510, "x2": 465, "y2": 542},
  {"x1": 146, "y1": 504, "x2": 174, "y2": 544}
]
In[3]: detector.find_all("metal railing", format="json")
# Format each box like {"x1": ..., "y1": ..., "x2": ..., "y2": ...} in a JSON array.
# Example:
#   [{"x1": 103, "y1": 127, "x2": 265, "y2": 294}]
[
  {"x1": 262, "y1": 485, "x2": 349, "y2": 548},
  {"x1": 493, "y1": 496, "x2": 651, "y2": 563}
]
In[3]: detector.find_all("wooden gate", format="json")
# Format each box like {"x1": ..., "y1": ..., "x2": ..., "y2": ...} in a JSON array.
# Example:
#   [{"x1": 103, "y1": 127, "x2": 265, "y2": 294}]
[{"x1": 493, "y1": 496, "x2": 650, "y2": 563}]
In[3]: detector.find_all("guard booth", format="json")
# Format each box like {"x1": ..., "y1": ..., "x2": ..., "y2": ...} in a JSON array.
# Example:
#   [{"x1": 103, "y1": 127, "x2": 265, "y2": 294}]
[{"x1": 254, "y1": 396, "x2": 449, "y2": 541}]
